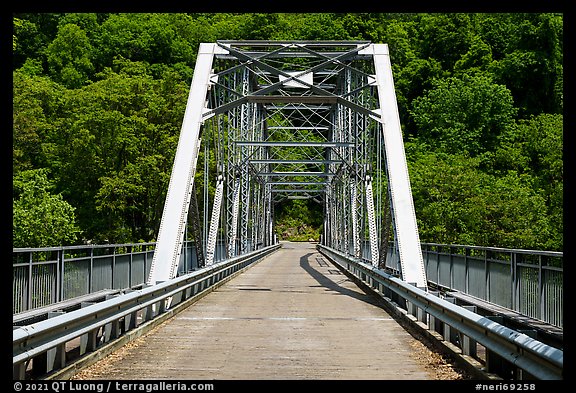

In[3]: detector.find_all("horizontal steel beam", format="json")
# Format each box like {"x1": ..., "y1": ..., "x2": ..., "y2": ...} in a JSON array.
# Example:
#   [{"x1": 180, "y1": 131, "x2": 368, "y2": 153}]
[
  {"x1": 270, "y1": 189, "x2": 325, "y2": 193},
  {"x1": 13, "y1": 242, "x2": 156, "y2": 253},
  {"x1": 269, "y1": 181, "x2": 327, "y2": 186},
  {"x1": 267, "y1": 126, "x2": 330, "y2": 130},
  {"x1": 247, "y1": 95, "x2": 338, "y2": 104},
  {"x1": 235, "y1": 141, "x2": 353, "y2": 148},
  {"x1": 258, "y1": 172, "x2": 334, "y2": 177},
  {"x1": 249, "y1": 159, "x2": 343, "y2": 165},
  {"x1": 207, "y1": 91, "x2": 378, "y2": 121},
  {"x1": 217, "y1": 40, "x2": 371, "y2": 46},
  {"x1": 216, "y1": 52, "x2": 370, "y2": 59},
  {"x1": 258, "y1": 84, "x2": 336, "y2": 90},
  {"x1": 421, "y1": 242, "x2": 564, "y2": 258},
  {"x1": 264, "y1": 105, "x2": 332, "y2": 111},
  {"x1": 215, "y1": 40, "x2": 371, "y2": 59},
  {"x1": 14, "y1": 242, "x2": 562, "y2": 259},
  {"x1": 253, "y1": 70, "x2": 340, "y2": 77}
]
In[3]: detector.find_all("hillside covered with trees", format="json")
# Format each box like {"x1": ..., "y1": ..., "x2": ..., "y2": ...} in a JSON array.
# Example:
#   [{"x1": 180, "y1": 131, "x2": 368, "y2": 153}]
[{"x1": 12, "y1": 13, "x2": 563, "y2": 251}]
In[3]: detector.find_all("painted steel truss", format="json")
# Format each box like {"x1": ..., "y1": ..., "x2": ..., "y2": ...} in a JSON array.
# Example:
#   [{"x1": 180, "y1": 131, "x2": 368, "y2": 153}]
[{"x1": 148, "y1": 41, "x2": 427, "y2": 289}]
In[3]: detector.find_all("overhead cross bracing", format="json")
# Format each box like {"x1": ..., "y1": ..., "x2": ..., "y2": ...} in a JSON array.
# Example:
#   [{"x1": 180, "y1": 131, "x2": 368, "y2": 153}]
[{"x1": 147, "y1": 41, "x2": 427, "y2": 289}]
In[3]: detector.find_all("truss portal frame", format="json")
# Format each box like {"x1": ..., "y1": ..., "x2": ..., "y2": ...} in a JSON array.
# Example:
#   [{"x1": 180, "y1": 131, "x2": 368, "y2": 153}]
[{"x1": 147, "y1": 41, "x2": 427, "y2": 289}]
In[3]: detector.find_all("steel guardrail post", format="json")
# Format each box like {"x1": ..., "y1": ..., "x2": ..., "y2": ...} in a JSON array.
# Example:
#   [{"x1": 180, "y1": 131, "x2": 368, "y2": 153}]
[{"x1": 27, "y1": 251, "x2": 33, "y2": 312}]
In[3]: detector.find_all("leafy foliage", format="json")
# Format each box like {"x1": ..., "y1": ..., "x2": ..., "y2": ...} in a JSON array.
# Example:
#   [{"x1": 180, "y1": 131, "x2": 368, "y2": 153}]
[
  {"x1": 274, "y1": 199, "x2": 323, "y2": 241},
  {"x1": 12, "y1": 13, "x2": 563, "y2": 250},
  {"x1": 410, "y1": 74, "x2": 517, "y2": 155},
  {"x1": 45, "y1": 23, "x2": 95, "y2": 88},
  {"x1": 407, "y1": 150, "x2": 553, "y2": 249},
  {"x1": 13, "y1": 169, "x2": 80, "y2": 247}
]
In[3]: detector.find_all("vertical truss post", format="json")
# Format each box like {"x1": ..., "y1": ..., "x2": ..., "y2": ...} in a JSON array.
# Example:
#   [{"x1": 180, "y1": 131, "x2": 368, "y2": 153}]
[
  {"x1": 188, "y1": 184, "x2": 205, "y2": 268},
  {"x1": 353, "y1": 71, "x2": 367, "y2": 260},
  {"x1": 325, "y1": 184, "x2": 334, "y2": 248},
  {"x1": 206, "y1": 175, "x2": 225, "y2": 266},
  {"x1": 350, "y1": 69, "x2": 367, "y2": 258},
  {"x1": 239, "y1": 69, "x2": 253, "y2": 254},
  {"x1": 365, "y1": 175, "x2": 379, "y2": 266},
  {"x1": 227, "y1": 179, "x2": 241, "y2": 257},
  {"x1": 257, "y1": 182, "x2": 266, "y2": 248},
  {"x1": 334, "y1": 102, "x2": 351, "y2": 255},
  {"x1": 264, "y1": 183, "x2": 273, "y2": 246},
  {"x1": 322, "y1": 186, "x2": 329, "y2": 246},
  {"x1": 251, "y1": 180, "x2": 262, "y2": 250},
  {"x1": 351, "y1": 178, "x2": 360, "y2": 258},
  {"x1": 378, "y1": 184, "x2": 393, "y2": 269},
  {"x1": 225, "y1": 70, "x2": 239, "y2": 259},
  {"x1": 240, "y1": 161, "x2": 251, "y2": 253}
]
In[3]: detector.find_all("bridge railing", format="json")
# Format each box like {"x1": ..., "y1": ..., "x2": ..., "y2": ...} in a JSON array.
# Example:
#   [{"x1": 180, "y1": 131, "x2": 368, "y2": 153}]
[
  {"x1": 13, "y1": 244, "x2": 280, "y2": 380},
  {"x1": 15, "y1": 240, "x2": 563, "y2": 329},
  {"x1": 354, "y1": 242, "x2": 563, "y2": 328},
  {"x1": 13, "y1": 243, "x2": 154, "y2": 314},
  {"x1": 419, "y1": 243, "x2": 563, "y2": 328},
  {"x1": 319, "y1": 245, "x2": 563, "y2": 380},
  {"x1": 12, "y1": 241, "x2": 230, "y2": 315}
]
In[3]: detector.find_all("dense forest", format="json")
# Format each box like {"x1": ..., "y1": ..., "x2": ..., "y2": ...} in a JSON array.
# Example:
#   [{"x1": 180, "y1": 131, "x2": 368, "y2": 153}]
[{"x1": 12, "y1": 13, "x2": 563, "y2": 251}]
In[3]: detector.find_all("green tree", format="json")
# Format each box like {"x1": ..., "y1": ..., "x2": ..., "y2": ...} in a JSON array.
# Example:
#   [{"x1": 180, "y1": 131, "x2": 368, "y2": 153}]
[
  {"x1": 416, "y1": 13, "x2": 474, "y2": 71},
  {"x1": 475, "y1": 172, "x2": 551, "y2": 249},
  {"x1": 43, "y1": 59, "x2": 188, "y2": 242},
  {"x1": 475, "y1": 13, "x2": 517, "y2": 61},
  {"x1": 12, "y1": 12, "x2": 563, "y2": 250},
  {"x1": 394, "y1": 57, "x2": 446, "y2": 135},
  {"x1": 382, "y1": 18, "x2": 419, "y2": 67},
  {"x1": 94, "y1": 13, "x2": 200, "y2": 73},
  {"x1": 276, "y1": 13, "x2": 351, "y2": 41},
  {"x1": 13, "y1": 169, "x2": 81, "y2": 247},
  {"x1": 56, "y1": 13, "x2": 101, "y2": 38},
  {"x1": 274, "y1": 199, "x2": 323, "y2": 241},
  {"x1": 491, "y1": 114, "x2": 563, "y2": 250},
  {"x1": 13, "y1": 71, "x2": 63, "y2": 173},
  {"x1": 407, "y1": 148, "x2": 552, "y2": 249},
  {"x1": 487, "y1": 13, "x2": 563, "y2": 116},
  {"x1": 13, "y1": 14, "x2": 63, "y2": 70},
  {"x1": 410, "y1": 74, "x2": 517, "y2": 155},
  {"x1": 454, "y1": 35, "x2": 493, "y2": 76},
  {"x1": 45, "y1": 23, "x2": 94, "y2": 88}
]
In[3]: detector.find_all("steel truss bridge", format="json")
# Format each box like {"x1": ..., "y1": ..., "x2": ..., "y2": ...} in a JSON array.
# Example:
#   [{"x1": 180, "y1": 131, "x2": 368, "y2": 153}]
[
  {"x1": 150, "y1": 40, "x2": 426, "y2": 289},
  {"x1": 13, "y1": 41, "x2": 563, "y2": 381}
]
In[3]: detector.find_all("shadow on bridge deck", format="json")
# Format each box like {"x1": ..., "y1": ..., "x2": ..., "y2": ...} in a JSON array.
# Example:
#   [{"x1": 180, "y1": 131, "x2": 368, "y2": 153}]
[
  {"x1": 299, "y1": 252, "x2": 385, "y2": 307},
  {"x1": 73, "y1": 242, "x2": 463, "y2": 380}
]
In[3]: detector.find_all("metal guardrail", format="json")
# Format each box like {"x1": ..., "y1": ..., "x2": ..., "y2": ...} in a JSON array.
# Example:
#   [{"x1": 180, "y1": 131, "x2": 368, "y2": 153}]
[
  {"x1": 12, "y1": 243, "x2": 156, "y2": 314},
  {"x1": 352, "y1": 241, "x2": 563, "y2": 328},
  {"x1": 420, "y1": 243, "x2": 563, "y2": 328},
  {"x1": 318, "y1": 245, "x2": 563, "y2": 380},
  {"x1": 16, "y1": 240, "x2": 562, "y2": 328},
  {"x1": 12, "y1": 241, "x2": 231, "y2": 314},
  {"x1": 13, "y1": 244, "x2": 280, "y2": 380}
]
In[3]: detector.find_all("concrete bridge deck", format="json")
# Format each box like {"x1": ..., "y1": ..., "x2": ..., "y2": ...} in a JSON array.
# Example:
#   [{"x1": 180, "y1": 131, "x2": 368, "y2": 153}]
[{"x1": 74, "y1": 242, "x2": 462, "y2": 380}]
